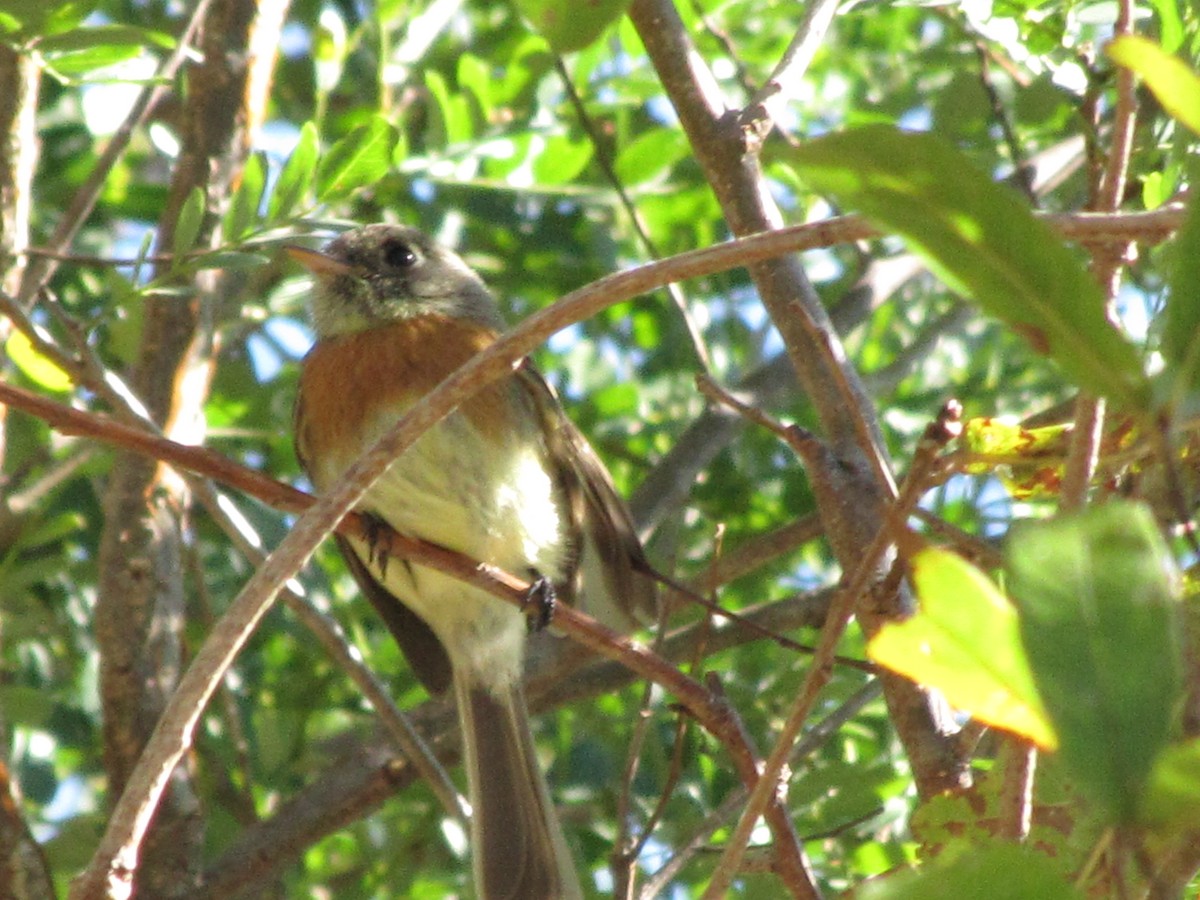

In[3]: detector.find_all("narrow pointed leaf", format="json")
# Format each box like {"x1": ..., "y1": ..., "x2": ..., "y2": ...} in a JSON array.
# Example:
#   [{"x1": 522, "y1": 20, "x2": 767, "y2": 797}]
[
  {"x1": 1160, "y1": 192, "x2": 1200, "y2": 395},
  {"x1": 792, "y1": 127, "x2": 1147, "y2": 408},
  {"x1": 223, "y1": 152, "x2": 265, "y2": 241},
  {"x1": 1108, "y1": 36, "x2": 1200, "y2": 136},
  {"x1": 1008, "y1": 501, "x2": 1183, "y2": 823},
  {"x1": 316, "y1": 117, "x2": 398, "y2": 203},
  {"x1": 171, "y1": 185, "x2": 207, "y2": 262},
  {"x1": 269, "y1": 122, "x2": 318, "y2": 221},
  {"x1": 512, "y1": 0, "x2": 631, "y2": 53}
]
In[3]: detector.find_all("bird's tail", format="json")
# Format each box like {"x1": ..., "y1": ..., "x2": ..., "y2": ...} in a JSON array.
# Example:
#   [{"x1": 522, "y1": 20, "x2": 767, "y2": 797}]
[{"x1": 455, "y1": 675, "x2": 584, "y2": 900}]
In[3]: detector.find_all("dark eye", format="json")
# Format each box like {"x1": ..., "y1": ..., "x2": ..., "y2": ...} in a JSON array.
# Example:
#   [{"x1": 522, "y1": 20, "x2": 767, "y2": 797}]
[{"x1": 381, "y1": 238, "x2": 418, "y2": 270}]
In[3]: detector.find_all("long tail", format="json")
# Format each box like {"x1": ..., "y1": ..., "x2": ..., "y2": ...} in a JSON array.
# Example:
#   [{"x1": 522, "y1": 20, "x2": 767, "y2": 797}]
[{"x1": 455, "y1": 676, "x2": 584, "y2": 900}]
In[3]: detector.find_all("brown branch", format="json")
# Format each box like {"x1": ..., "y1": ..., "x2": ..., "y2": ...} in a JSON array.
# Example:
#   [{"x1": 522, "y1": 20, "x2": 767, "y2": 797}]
[
  {"x1": 72, "y1": 217, "x2": 867, "y2": 900},
  {"x1": 1062, "y1": 0, "x2": 1140, "y2": 512},
  {"x1": 14, "y1": 205, "x2": 1185, "y2": 274},
  {"x1": 630, "y1": 0, "x2": 965, "y2": 837},
  {"x1": 997, "y1": 737, "x2": 1037, "y2": 841}
]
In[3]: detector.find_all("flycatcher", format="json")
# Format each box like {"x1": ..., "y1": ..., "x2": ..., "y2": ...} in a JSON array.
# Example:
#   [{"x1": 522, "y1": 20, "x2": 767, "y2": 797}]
[{"x1": 289, "y1": 224, "x2": 656, "y2": 900}]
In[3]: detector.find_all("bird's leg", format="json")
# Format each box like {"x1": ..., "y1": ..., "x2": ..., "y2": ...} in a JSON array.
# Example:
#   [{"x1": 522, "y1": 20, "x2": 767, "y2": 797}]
[
  {"x1": 362, "y1": 513, "x2": 391, "y2": 580},
  {"x1": 523, "y1": 574, "x2": 557, "y2": 633}
]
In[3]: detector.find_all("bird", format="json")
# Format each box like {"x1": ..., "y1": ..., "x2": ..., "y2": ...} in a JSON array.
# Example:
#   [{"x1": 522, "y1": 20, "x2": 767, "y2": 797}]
[{"x1": 288, "y1": 224, "x2": 657, "y2": 900}]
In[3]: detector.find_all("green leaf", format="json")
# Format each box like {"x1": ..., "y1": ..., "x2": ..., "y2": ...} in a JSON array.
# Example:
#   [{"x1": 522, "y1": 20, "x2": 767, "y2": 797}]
[
  {"x1": 36, "y1": 25, "x2": 172, "y2": 80},
  {"x1": 5, "y1": 329, "x2": 72, "y2": 392},
  {"x1": 457, "y1": 53, "x2": 494, "y2": 121},
  {"x1": 1140, "y1": 738, "x2": 1200, "y2": 830},
  {"x1": 1007, "y1": 501, "x2": 1183, "y2": 824},
  {"x1": 858, "y1": 842, "x2": 1081, "y2": 900},
  {"x1": 269, "y1": 122, "x2": 318, "y2": 221},
  {"x1": 614, "y1": 128, "x2": 689, "y2": 185},
  {"x1": 42, "y1": 43, "x2": 143, "y2": 78},
  {"x1": 316, "y1": 117, "x2": 398, "y2": 203},
  {"x1": 791, "y1": 126, "x2": 1147, "y2": 408},
  {"x1": 531, "y1": 134, "x2": 593, "y2": 185},
  {"x1": 1160, "y1": 192, "x2": 1200, "y2": 396},
  {"x1": 16, "y1": 511, "x2": 86, "y2": 551},
  {"x1": 223, "y1": 152, "x2": 265, "y2": 241},
  {"x1": 195, "y1": 251, "x2": 270, "y2": 271},
  {"x1": 1146, "y1": 0, "x2": 1184, "y2": 53},
  {"x1": 0, "y1": 0, "x2": 95, "y2": 37},
  {"x1": 423, "y1": 70, "x2": 473, "y2": 145},
  {"x1": 512, "y1": 0, "x2": 632, "y2": 53},
  {"x1": 171, "y1": 186, "x2": 208, "y2": 262},
  {"x1": 1108, "y1": 36, "x2": 1200, "y2": 136},
  {"x1": 868, "y1": 548, "x2": 1055, "y2": 748},
  {"x1": 35, "y1": 24, "x2": 174, "y2": 52}
]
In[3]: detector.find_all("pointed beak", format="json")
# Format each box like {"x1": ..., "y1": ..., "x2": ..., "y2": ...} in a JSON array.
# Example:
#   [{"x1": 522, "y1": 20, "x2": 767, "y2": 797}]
[{"x1": 284, "y1": 245, "x2": 354, "y2": 277}]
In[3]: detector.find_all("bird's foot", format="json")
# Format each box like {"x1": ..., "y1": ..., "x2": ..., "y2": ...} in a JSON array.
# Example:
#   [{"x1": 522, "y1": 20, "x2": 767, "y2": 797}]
[{"x1": 523, "y1": 575, "x2": 557, "y2": 633}]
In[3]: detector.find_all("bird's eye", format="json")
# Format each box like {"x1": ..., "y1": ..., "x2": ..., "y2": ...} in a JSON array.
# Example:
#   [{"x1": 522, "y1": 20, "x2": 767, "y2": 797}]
[{"x1": 381, "y1": 238, "x2": 418, "y2": 270}]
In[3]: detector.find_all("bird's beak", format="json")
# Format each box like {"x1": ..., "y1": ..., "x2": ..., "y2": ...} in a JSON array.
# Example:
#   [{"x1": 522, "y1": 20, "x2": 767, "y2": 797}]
[{"x1": 284, "y1": 245, "x2": 354, "y2": 277}]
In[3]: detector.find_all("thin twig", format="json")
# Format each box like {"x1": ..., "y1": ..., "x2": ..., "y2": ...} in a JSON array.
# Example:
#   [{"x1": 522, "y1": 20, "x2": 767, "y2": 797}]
[
  {"x1": 740, "y1": 0, "x2": 841, "y2": 141},
  {"x1": 1062, "y1": 0, "x2": 1140, "y2": 509},
  {"x1": 700, "y1": 402, "x2": 962, "y2": 899},
  {"x1": 554, "y1": 56, "x2": 713, "y2": 372},
  {"x1": 639, "y1": 679, "x2": 882, "y2": 899}
]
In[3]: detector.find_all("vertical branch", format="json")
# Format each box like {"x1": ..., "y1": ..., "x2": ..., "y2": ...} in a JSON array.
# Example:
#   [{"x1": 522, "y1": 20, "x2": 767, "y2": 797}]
[
  {"x1": 92, "y1": 0, "x2": 276, "y2": 894},
  {"x1": 0, "y1": 41, "x2": 54, "y2": 900},
  {"x1": 628, "y1": 0, "x2": 968, "y2": 807},
  {"x1": 1063, "y1": 0, "x2": 1138, "y2": 508},
  {"x1": 0, "y1": 42, "x2": 38, "y2": 460}
]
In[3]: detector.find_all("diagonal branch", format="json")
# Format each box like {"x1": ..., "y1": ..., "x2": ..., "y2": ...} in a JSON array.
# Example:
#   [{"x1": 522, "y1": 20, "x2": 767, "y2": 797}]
[{"x1": 69, "y1": 219, "x2": 858, "y2": 900}]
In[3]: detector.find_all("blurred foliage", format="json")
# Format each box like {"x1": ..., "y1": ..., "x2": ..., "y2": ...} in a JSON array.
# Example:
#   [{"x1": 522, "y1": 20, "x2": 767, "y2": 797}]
[{"x1": 1, "y1": 0, "x2": 1199, "y2": 897}]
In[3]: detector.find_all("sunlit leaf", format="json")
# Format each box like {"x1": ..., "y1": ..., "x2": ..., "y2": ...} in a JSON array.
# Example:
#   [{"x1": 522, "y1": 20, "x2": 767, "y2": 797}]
[
  {"x1": 35, "y1": 24, "x2": 174, "y2": 52},
  {"x1": 614, "y1": 128, "x2": 689, "y2": 185},
  {"x1": 532, "y1": 134, "x2": 593, "y2": 185},
  {"x1": 423, "y1": 70, "x2": 473, "y2": 145},
  {"x1": 960, "y1": 417, "x2": 1070, "y2": 499},
  {"x1": 223, "y1": 152, "x2": 265, "y2": 241},
  {"x1": 869, "y1": 548, "x2": 1056, "y2": 748},
  {"x1": 315, "y1": 117, "x2": 398, "y2": 203},
  {"x1": 268, "y1": 122, "x2": 318, "y2": 221},
  {"x1": 42, "y1": 44, "x2": 143, "y2": 78},
  {"x1": 5, "y1": 330, "x2": 72, "y2": 392}
]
